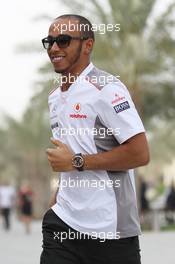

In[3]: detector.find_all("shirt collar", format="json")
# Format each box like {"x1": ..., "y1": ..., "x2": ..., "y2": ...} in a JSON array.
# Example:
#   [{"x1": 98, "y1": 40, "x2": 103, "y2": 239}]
[
  {"x1": 59, "y1": 62, "x2": 94, "y2": 94},
  {"x1": 78, "y1": 62, "x2": 94, "y2": 78}
]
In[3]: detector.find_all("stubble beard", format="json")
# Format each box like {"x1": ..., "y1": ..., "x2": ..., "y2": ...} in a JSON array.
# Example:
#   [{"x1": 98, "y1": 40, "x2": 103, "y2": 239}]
[{"x1": 54, "y1": 42, "x2": 83, "y2": 75}]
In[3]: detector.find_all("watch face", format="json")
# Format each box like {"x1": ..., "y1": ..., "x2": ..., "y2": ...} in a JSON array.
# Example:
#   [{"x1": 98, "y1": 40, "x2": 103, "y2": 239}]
[{"x1": 74, "y1": 156, "x2": 84, "y2": 168}]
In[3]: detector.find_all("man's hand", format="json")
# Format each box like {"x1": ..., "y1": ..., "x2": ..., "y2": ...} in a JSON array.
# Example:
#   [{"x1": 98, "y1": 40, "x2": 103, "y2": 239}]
[{"x1": 46, "y1": 138, "x2": 75, "y2": 172}]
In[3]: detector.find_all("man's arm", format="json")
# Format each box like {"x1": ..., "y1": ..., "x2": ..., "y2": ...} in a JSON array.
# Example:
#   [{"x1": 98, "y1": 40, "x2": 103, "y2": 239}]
[
  {"x1": 46, "y1": 132, "x2": 149, "y2": 172},
  {"x1": 49, "y1": 187, "x2": 59, "y2": 207},
  {"x1": 84, "y1": 132, "x2": 149, "y2": 171}
]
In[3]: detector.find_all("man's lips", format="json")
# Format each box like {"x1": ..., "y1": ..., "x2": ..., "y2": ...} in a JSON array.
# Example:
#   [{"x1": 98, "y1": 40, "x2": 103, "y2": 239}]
[{"x1": 51, "y1": 55, "x2": 65, "y2": 63}]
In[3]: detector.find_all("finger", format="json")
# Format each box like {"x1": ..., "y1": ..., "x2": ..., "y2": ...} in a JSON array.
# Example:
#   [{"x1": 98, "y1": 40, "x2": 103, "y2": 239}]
[
  {"x1": 46, "y1": 148, "x2": 55, "y2": 156},
  {"x1": 50, "y1": 138, "x2": 64, "y2": 147},
  {"x1": 49, "y1": 162, "x2": 58, "y2": 172},
  {"x1": 47, "y1": 155, "x2": 53, "y2": 162}
]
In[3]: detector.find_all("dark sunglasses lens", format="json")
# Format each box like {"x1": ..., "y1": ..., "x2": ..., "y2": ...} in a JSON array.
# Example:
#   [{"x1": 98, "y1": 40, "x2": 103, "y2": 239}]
[
  {"x1": 57, "y1": 35, "x2": 72, "y2": 48},
  {"x1": 42, "y1": 35, "x2": 72, "y2": 49},
  {"x1": 42, "y1": 37, "x2": 53, "y2": 49}
]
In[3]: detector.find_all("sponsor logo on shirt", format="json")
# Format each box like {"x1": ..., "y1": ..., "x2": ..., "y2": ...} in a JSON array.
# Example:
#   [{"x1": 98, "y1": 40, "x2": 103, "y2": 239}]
[
  {"x1": 69, "y1": 114, "x2": 87, "y2": 119},
  {"x1": 111, "y1": 93, "x2": 125, "y2": 104},
  {"x1": 74, "y1": 103, "x2": 81, "y2": 112},
  {"x1": 69, "y1": 103, "x2": 87, "y2": 118},
  {"x1": 50, "y1": 115, "x2": 57, "y2": 120},
  {"x1": 113, "y1": 101, "x2": 130, "y2": 113},
  {"x1": 52, "y1": 105, "x2": 58, "y2": 113},
  {"x1": 51, "y1": 122, "x2": 59, "y2": 129}
]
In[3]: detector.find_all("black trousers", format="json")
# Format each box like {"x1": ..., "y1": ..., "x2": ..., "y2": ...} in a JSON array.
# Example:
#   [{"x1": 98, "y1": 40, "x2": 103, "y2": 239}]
[
  {"x1": 1, "y1": 208, "x2": 11, "y2": 230},
  {"x1": 40, "y1": 209, "x2": 141, "y2": 264}
]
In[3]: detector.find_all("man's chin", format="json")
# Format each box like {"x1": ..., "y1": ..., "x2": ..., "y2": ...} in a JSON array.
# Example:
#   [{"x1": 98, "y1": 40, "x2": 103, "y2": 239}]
[{"x1": 54, "y1": 67, "x2": 66, "y2": 74}]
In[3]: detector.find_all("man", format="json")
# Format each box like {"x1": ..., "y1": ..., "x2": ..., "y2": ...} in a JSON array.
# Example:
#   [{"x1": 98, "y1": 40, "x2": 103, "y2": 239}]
[
  {"x1": 40, "y1": 14, "x2": 149, "y2": 264},
  {"x1": 0, "y1": 180, "x2": 15, "y2": 231}
]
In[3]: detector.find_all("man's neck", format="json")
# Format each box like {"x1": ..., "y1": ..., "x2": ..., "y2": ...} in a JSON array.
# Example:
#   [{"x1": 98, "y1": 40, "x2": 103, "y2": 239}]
[{"x1": 60, "y1": 61, "x2": 90, "y2": 92}]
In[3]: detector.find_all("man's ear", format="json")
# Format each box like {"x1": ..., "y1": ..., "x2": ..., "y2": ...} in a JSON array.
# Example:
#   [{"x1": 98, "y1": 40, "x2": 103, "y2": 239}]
[{"x1": 84, "y1": 39, "x2": 94, "y2": 55}]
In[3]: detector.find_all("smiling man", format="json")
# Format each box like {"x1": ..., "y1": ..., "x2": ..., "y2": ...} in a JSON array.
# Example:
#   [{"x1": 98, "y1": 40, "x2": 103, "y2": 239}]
[{"x1": 40, "y1": 14, "x2": 149, "y2": 264}]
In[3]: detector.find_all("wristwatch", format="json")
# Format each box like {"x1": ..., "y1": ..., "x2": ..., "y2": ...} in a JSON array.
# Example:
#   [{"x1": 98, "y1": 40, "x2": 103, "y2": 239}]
[{"x1": 72, "y1": 153, "x2": 85, "y2": 171}]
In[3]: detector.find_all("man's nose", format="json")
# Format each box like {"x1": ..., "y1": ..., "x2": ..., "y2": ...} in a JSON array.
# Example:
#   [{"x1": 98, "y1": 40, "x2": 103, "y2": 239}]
[{"x1": 51, "y1": 41, "x2": 61, "y2": 51}]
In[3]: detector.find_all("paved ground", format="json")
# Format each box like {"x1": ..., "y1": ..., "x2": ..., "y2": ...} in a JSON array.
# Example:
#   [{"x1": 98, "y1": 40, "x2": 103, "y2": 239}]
[
  {"x1": 0, "y1": 215, "x2": 42, "y2": 264},
  {"x1": 140, "y1": 231, "x2": 175, "y2": 264},
  {"x1": 0, "y1": 215, "x2": 175, "y2": 264}
]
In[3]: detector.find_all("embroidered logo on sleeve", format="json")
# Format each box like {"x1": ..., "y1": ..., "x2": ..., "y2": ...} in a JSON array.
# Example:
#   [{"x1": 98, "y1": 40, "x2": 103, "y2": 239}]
[
  {"x1": 51, "y1": 122, "x2": 59, "y2": 130},
  {"x1": 113, "y1": 101, "x2": 130, "y2": 114},
  {"x1": 111, "y1": 93, "x2": 125, "y2": 104}
]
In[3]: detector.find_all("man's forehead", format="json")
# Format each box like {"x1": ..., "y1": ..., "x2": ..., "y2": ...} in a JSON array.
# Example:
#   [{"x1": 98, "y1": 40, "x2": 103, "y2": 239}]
[{"x1": 48, "y1": 18, "x2": 81, "y2": 35}]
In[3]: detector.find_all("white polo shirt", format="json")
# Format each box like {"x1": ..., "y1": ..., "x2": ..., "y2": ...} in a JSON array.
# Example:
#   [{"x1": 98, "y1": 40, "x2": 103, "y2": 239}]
[
  {"x1": 49, "y1": 63, "x2": 145, "y2": 239},
  {"x1": 0, "y1": 185, "x2": 15, "y2": 208}
]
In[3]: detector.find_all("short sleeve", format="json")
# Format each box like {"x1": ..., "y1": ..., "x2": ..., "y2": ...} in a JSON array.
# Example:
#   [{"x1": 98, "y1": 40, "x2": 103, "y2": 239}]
[{"x1": 96, "y1": 81, "x2": 145, "y2": 144}]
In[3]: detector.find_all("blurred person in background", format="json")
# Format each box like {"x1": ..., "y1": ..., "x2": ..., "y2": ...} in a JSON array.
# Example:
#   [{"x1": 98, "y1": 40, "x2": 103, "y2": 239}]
[
  {"x1": 139, "y1": 177, "x2": 149, "y2": 225},
  {"x1": 18, "y1": 183, "x2": 33, "y2": 234},
  {"x1": 165, "y1": 182, "x2": 175, "y2": 224},
  {"x1": 0, "y1": 180, "x2": 16, "y2": 231}
]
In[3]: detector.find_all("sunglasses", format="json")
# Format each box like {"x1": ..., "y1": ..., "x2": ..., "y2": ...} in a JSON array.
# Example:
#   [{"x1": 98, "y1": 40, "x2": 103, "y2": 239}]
[{"x1": 42, "y1": 34, "x2": 89, "y2": 49}]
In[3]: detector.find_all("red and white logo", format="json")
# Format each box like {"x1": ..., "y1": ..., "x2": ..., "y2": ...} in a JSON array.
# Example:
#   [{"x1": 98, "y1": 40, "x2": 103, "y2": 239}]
[
  {"x1": 111, "y1": 93, "x2": 125, "y2": 104},
  {"x1": 70, "y1": 103, "x2": 87, "y2": 118},
  {"x1": 74, "y1": 103, "x2": 81, "y2": 112}
]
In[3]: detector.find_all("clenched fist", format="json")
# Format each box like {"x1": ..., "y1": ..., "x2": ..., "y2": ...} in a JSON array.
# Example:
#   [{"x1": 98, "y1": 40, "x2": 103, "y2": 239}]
[{"x1": 46, "y1": 138, "x2": 75, "y2": 172}]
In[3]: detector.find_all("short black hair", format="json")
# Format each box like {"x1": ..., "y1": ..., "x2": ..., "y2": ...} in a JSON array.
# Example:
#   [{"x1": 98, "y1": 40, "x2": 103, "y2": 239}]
[{"x1": 55, "y1": 14, "x2": 95, "y2": 41}]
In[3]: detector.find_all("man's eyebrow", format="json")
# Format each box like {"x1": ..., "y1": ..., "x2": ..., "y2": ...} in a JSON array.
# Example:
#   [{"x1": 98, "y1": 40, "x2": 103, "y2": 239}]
[
  {"x1": 47, "y1": 35, "x2": 57, "y2": 38},
  {"x1": 47, "y1": 34, "x2": 64, "y2": 37}
]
